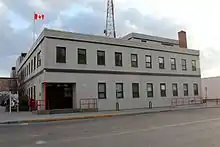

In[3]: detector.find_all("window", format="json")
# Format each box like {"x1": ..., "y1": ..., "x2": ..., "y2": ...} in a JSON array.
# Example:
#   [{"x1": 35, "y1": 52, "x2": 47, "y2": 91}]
[
  {"x1": 147, "y1": 83, "x2": 153, "y2": 98},
  {"x1": 64, "y1": 87, "x2": 72, "y2": 97},
  {"x1": 31, "y1": 59, "x2": 33, "y2": 73},
  {"x1": 37, "y1": 51, "x2": 41, "y2": 67},
  {"x1": 192, "y1": 60, "x2": 196, "y2": 71},
  {"x1": 98, "y1": 83, "x2": 106, "y2": 99},
  {"x1": 160, "y1": 83, "x2": 166, "y2": 97},
  {"x1": 132, "y1": 83, "x2": 139, "y2": 98},
  {"x1": 141, "y1": 40, "x2": 147, "y2": 43},
  {"x1": 183, "y1": 84, "x2": 188, "y2": 96},
  {"x1": 33, "y1": 86, "x2": 36, "y2": 99},
  {"x1": 182, "y1": 59, "x2": 187, "y2": 70},
  {"x1": 97, "y1": 50, "x2": 105, "y2": 65},
  {"x1": 78, "y1": 48, "x2": 87, "y2": 64},
  {"x1": 170, "y1": 58, "x2": 176, "y2": 70},
  {"x1": 24, "y1": 67, "x2": 26, "y2": 77},
  {"x1": 28, "y1": 62, "x2": 31, "y2": 75},
  {"x1": 116, "y1": 83, "x2": 123, "y2": 99},
  {"x1": 30, "y1": 86, "x2": 33, "y2": 99},
  {"x1": 34, "y1": 56, "x2": 36, "y2": 70},
  {"x1": 56, "y1": 46, "x2": 66, "y2": 63},
  {"x1": 193, "y1": 83, "x2": 199, "y2": 96},
  {"x1": 172, "y1": 83, "x2": 178, "y2": 96},
  {"x1": 26, "y1": 65, "x2": 28, "y2": 76},
  {"x1": 115, "y1": 52, "x2": 122, "y2": 66},
  {"x1": 131, "y1": 54, "x2": 138, "y2": 67},
  {"x1": 158, "y1": 57, "x2": 165, "y2": 69},
  {"x1": 145, "y1": 55, "x2": 152, "y2": 68}
]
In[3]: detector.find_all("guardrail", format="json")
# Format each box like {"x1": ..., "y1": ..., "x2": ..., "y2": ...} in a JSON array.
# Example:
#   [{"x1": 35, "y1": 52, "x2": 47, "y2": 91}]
[
  {"x1": 80, "y1": 98, "x2": 98, "y2": 111},
  {"x1": 171, "y1": 97, "x2": 203, "y2": 106}
]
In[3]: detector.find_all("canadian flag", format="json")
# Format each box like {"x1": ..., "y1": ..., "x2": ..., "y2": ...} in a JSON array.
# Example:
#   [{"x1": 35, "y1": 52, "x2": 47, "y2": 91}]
[{"x1": 34, "y1": 13, "x2": 45, "y2": 20}]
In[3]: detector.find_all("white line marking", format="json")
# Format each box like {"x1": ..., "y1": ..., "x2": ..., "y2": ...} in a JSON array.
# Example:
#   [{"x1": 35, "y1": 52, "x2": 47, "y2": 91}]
[
  {"x1": 20, "y1": 123, "x2": 29, "y2": 126},
  {"x1": 36, "y1": 140, "x2": 47, "y2": 145}
]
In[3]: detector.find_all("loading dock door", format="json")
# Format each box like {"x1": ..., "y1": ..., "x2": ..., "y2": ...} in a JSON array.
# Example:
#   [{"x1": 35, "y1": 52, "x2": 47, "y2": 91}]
[{"x1": 46, "y1": 83, "x2": 73, "y2": 110}]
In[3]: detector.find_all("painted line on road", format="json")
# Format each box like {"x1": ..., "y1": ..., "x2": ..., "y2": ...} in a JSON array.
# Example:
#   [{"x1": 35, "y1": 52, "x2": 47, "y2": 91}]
[{"x1": 44, "y1": 116, "x2": 220, "y2": 144}]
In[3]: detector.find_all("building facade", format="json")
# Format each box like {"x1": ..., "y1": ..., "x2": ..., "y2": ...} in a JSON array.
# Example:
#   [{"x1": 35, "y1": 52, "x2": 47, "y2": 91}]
[
  {"x1": 202, "y1": 77, "x2": 220, "y2": 99},
  {"x1": 15, "y1": 28, "x2": 201, "y2": 111}
]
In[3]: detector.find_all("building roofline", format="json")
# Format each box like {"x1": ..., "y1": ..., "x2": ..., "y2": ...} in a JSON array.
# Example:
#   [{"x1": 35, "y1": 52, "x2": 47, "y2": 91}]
[
  {"x1": 17, "y1": 28, "x2": 200, "y2": 72},
  {"x1": 0, "y1": 77, "x2": 17, "y2": 80},
  {"x1": 122, "y1": 32, "x2": 179, "y2": 45}
]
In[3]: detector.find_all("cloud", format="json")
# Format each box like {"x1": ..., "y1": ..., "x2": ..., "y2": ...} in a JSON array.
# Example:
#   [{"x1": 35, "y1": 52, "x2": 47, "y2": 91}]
[{"x1": 0, "y1": 0, "x2": 188, "y2": 77}]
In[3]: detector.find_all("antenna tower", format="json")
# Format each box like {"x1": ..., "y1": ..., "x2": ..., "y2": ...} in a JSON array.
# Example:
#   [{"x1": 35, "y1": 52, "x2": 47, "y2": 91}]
[{"x1": 104, "y1": 0, "x2": 116, "y2": 38}]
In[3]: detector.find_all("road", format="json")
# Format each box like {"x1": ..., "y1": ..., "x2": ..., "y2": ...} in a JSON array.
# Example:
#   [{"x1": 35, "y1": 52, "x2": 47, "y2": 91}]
[{"x1": 1, "y1": 108, "x2": 220, "y2": 147}]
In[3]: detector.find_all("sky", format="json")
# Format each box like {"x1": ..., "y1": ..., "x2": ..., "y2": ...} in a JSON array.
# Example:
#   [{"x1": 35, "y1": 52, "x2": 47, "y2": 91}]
[{"x1": 0, "y1": 0, "x2": 219, "y2": 78}]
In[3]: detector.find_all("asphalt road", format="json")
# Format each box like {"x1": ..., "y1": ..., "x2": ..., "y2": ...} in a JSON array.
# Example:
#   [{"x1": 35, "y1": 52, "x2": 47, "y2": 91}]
[{"x1": 2, "y1": 108, "x2": 220, "y2": 147}]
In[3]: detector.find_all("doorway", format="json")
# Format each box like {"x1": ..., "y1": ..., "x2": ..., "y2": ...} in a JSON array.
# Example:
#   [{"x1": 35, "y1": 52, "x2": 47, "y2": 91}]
[{"x1": 46, "y1": 83, "x2": 73, "y2": 110}]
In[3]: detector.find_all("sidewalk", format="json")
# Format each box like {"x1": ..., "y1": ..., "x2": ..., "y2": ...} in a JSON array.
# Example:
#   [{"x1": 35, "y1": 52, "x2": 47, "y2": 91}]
[{"x1": 0, "y1": 104, "x2": 219, "y2": 124}]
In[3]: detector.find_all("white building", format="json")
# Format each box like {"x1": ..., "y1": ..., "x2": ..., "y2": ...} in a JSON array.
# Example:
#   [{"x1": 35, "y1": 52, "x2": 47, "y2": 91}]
[
  {"x1": 15, "y1": 28, "x2": 201, "y2": 111},
  {"x1": 202, "y1": 77, "x2": 220, "y2": 99}
]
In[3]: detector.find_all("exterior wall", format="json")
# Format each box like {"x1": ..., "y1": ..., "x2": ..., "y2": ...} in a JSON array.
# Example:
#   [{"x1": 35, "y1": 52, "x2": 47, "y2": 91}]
[
  {"x1": 0, "y1": 78, "x2": 10, "y2": 92},
  {"x1": 202, "y1": 77, "x2": 220, "y2": 99},
  {"x1": 23, "y1": 73, "x2": 44, "y2": 101},
  {"x1": 44, "y1": 38, "x2": 200, "y2": 76},
  {"x1": 14, "y1": 29, "x2": 201, "y2": 111},
  {"x1": 45, "y1": 72, "x2": 201, "y2": 111}
]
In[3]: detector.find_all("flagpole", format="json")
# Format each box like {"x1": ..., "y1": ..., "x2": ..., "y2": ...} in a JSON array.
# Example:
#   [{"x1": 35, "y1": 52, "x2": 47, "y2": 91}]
[{"x1": 33, "y1": 12, "x2": 36, "y2": 43}]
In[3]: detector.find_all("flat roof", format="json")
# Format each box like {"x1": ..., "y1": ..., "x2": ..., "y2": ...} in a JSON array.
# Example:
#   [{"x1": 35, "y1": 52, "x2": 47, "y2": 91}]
[{"x1": 122, "y1": 32, "x2": 179, "y2": 45}]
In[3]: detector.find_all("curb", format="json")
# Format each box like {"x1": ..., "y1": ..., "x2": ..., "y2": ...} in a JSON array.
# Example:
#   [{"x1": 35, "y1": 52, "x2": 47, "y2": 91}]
[{"x1": 1, "y1": 106, "x2": 219, "y2": 124}]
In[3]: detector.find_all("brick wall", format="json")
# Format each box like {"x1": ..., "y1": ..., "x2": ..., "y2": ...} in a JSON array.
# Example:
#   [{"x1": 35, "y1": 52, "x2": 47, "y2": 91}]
[{"x1": 0, "y1": 78, "x2": 10, "y2": 92}]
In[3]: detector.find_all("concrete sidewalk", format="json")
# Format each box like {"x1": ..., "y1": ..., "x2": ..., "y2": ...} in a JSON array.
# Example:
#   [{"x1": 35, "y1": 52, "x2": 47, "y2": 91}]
[{"x1": 0, "y1": 104, "x2": 219, "y2": 124}]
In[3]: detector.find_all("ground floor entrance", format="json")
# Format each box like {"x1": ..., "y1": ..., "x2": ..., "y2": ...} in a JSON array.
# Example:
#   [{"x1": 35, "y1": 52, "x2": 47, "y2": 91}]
[{"x1": 46, "y1": 83, "x2": 75, "y2": 110}]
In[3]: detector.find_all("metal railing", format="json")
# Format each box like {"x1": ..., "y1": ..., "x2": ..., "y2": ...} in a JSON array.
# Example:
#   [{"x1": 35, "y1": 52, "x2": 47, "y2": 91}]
[
  {"x1": 171, "y1": 97, "x2": 203, "y2": 106},
  {"x1": 80, "y1": 98, "x2": 98, "y2": 110}
]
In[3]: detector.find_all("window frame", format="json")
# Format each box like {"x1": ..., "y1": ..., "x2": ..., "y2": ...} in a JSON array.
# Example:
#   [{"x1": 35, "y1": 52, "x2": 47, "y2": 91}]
[
  {"x1": 31, "y1": 59, "x2": 33, "y2": 73},
  {"x1": 98, "y1": 83, "x2": 106, "y2": 99},
  {"x1": 97, "y1": 50, "x2": 105, "y2": 66},
  {"x1": 147, "y1": 83, "x2": 153, "y2": 98},
  {"x1": 33, "y1": 56, "x2": 36, "y2": 71},
  {"x1": 183, "y1": 83, "x2": 189, "y2": 96},
  {"x1": 116, "y1": 83, "x2": 124, "y2": 99},
  {"x1": 145, "y1": 55, "x2": 152, "y2": 68},
  {"x1": 132, "y1": 83, "x2": 140, "y2": 98},
  {"x1": 193, "y1": 83, "x2": 199, "y2": 96},
  {"x1": 160, "y1": 83, "x2": 166, "y2": 97},
  {"x1": 170, "y1": 58, "x2": 176, "y2": 70},
  {"x1": 192, "y1": 60, "x2": 196, "y2": 71},
  {"x1": 172, "y1": 83, "x2": 178, "y2": 96},
  {"x1": 182, "y1": 59, "x2": 187, "y2": 71},
  {"x1": 28, "y1": 62, "x2": 31, "y2": 75},
  {"x1": 56, "y1": 46, "x2": 66, "y2": 63},
  {"x1": 131, "y1": 54, "x2": 138, "y2": 67},
  {"x1": 37, "y1": 51, "x2": 41, "y2": 67},
  {"x1": 115, "y1": 52, "x2": 122, "y2": 66},
  {"x1": 158, "y1": 57, "x2": 165, "y2": 69},
  {"x1": 78, "y1": 48, "x2": 87, "y2": 64},
  {"x1": 33, "y1": 85, "x2": 36, "y2": 99}
]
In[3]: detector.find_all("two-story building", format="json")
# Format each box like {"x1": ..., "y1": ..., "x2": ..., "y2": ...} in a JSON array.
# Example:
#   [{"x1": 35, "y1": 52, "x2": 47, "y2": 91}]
[{"x1": 15, "y1": 28, "x2": 201, "y2": 111}]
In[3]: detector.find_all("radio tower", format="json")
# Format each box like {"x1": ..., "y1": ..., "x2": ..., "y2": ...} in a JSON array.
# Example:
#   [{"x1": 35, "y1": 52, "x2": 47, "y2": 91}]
[{"x1": 104, "y1": 0, "x2": 116, "y2": 38}]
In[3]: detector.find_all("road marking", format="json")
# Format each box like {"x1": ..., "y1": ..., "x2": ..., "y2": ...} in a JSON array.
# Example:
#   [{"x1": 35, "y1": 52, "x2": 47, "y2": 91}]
[
  {"x1": 47, "y1": 116, "x2": 220, "y2": 144},
  {"x1": 36, "y1": 140, "x2": 47, "y2": 145},
  {"x1": 20, "y1": 123, "x2": 29, "y2": 126}
]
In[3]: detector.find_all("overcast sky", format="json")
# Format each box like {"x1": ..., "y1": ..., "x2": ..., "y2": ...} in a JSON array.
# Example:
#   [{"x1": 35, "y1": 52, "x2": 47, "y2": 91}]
[{"x1": 0, "y1": 0, "x2": 219, "y2": 77}]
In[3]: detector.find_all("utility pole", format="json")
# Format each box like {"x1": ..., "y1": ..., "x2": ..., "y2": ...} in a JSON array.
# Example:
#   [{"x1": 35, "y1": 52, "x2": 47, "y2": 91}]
[{"x1": 104, "y1": 0, "x2": 116, "y2": 38}]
